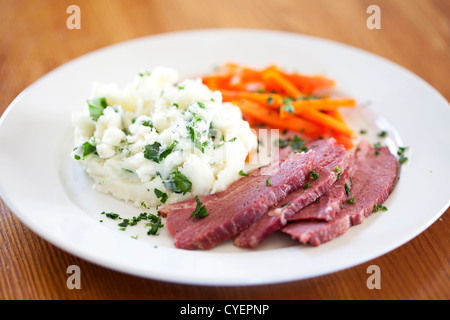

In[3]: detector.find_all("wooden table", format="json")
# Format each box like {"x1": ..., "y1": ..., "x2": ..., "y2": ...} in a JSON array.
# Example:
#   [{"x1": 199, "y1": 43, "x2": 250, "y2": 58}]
[{"x1": 1, "y1": 0, "x2": 449, "y2": 300}]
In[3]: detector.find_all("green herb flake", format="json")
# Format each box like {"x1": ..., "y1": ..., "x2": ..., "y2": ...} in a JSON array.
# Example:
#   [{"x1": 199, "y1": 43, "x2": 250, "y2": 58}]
[
  {"x1": 154, "y1": 188, "x2": 168, "y2": 204},
  {"x1": 397, "y1": 146, "x2": 409, "y2": 155},
  {"x1": 197, "y1": 102, "x2": 206, "y2": 109},
  {"x1": 239, "y1": 170, "x2": 250, "y2": 177},
  {"x1": 378, "y1": 130, "x2": 388, "y2": 138},
  {"x1": 102, "y1": 211, "x2": 120, "y2": 220},
  {"x1": 87, "y1": 97, "x2": 108, "y2": 121},
  {"x1": 309, "y1": 170, "x2": 319, "y2": 179},
  {"x1": 347, "y1": 197, "x2": 356, "y2": 204},
  {"x1": 191, "y1": 196, "x2": 209, "y2": 218},
  {"x1": 166, "y1": 170, "x2": 192, "y2": 194},
  {"x1": 345, "y1": 183, "x2": 351, "y2": 196},
  {"x1": 374, "y1": 204, "x2": 388, "y2": 212},
  {"x1": 266, "y1": 177, "x2": 271, "y2": 186},
  {"x1": 143, "y1": 142, "x2": 162, "y2": 162},
  {"x1": 303, "y1": 183, "x2": 310, "y2": 190},
  {"x1": 291, "y1": 135, "x2": 305, "y2": 151},
  {"x1": 144, "y1": 141, "x2": 178, "y2": 163},
  {"x1": 399, "y1": 155, "x2": 408, "y2": 164}
]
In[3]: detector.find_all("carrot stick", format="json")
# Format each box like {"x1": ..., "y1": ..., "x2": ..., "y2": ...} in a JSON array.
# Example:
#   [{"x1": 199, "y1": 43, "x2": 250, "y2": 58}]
[
  {"x1": 326, "y1": 110, "x2": 354, "y2": 149},
  {"x1": 291, "y1": 98, "x2": 356, "y2": 112},
  {"x1": 219, "y1": 90, "x2": 283, "y2": 109},
  {"x1": 262, "y1": 69, "x2": 304, "y2": 99},
  {"x1": 284, "y1": 74, "x2": 336, "y2": 94},
  {"x1": 233, "y1": 99, "x2": 321, "y2": 137},
  {"x1": 300, "y1": 109, "x2": 356, "y2": 137}
]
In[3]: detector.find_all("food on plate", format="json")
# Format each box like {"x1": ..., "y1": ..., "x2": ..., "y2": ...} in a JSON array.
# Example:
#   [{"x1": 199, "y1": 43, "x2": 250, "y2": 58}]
[
  {"x1": 200, "y1": 62, "x2": 357, "y2": 149},
  {"x1": 161, "y1": 137, "x2": 398, "y2": 249},
  {"x1": 71, "y1": 66, "x2": 257, "y2": 207},
  {"x1": 72, "y1": 62, "x2": 400, "y2": 249},
  {"x1": 159, "y1": 150, "x2": 315, "y2": 250},
  {"x1": 282, "y1": 140, "x2": 398, "y2": 246}
]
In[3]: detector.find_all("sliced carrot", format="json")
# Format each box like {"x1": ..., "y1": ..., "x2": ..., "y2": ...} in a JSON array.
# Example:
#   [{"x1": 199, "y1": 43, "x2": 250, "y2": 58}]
[
  {"x1": 219, "y1": 90, "x2": 283, "y2": 109},
  {"x1": 300, "y1": 109, "x2": 356, "y2": 138},
  {"x1": 284, "y1": 74, "x2": 336, "y2": 94},
  {"x1": 289, "y1": 98, "x2": 355, "y2": 114},
  {"x1": 233, "y1": 99, "x2": 321, "y2": 137},
  {"x1": 262, "y1": 69, "x2": 304, "y2": 99},
  {"x1": 238, "y1": 92, "x2": 283, "y2": 109}
]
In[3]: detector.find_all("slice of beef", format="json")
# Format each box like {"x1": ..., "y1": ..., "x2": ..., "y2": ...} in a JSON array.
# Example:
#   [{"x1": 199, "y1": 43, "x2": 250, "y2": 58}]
[
  {"x1": 164, "y1": 150, "x2": 315, "y2": 250},
  {"x1": 233, "y1": 138, "x2": 351, "y2": 248},
  {"x1": 288, "y1": 157, "x2": 355, "y2": 222},
  {"x1": 282, "y1": 140, "x2": 398, "y2": 246}
]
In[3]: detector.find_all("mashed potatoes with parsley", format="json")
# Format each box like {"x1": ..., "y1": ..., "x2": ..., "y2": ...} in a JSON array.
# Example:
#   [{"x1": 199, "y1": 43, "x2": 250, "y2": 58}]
[{"x1": 72, "y1": 66, "x2": 257, "y2": 207}]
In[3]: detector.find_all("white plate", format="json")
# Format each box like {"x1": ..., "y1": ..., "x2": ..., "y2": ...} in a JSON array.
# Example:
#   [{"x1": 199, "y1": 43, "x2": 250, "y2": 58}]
[{"x1": 0, "y1": 29, "x2": 449, "y2": 286}]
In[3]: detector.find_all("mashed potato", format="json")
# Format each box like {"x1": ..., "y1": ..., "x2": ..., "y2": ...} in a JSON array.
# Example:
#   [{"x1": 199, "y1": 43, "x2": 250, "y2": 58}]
[{"x1": 72, "y1": 66, "x2": 257, "y2": 207}]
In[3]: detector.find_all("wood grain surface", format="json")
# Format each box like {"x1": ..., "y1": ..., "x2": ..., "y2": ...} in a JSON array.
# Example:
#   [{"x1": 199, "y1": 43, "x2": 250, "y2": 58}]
[{"x1": 0, "y1": 0, "x2": 449, "y2": 300}]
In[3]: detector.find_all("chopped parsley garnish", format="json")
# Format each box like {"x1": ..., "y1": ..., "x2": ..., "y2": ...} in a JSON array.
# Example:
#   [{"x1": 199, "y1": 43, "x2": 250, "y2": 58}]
[
  {"x1": 345, "y1": 183, "x2": 351, "y2": 196},
  {"x1": 281, "y1": 202, "x2": 291, "y2": 207},
  {"x1": 143, "y1": 140, "x2": 178, "y2": 163},
  {"x1": 399, "y1": 155, "x2": 408, "y2": 164},
  {"x1": 277, "y1": 139, "x2": 291, "y2": 148},
  {"x1": 139, "y1": 71, "x2": 151, "y2": 77},
  {"x1": 397, "y1": 146, "x2": 409, "y2": 165},
  {"x1": 87, "y1": 97, "x2": 108, "y2": 121},
  {"x1": 239, "y1": 170, "x2": 250, "y2": 177},
  {"x1": 101, "y1": 210, "x2": 164, "y2": 235},
  {"x1": 303, "y1": 183, "x2": 310, "y2": 190},
  {"x1": 282, "y1": 103, "x2": 294, "y2": 114},
  {"x1": 291, "y1": 135, "x2": 306, "y2": 151},
  {"x1": 266, "y1": 177, "x2": 271, "y2": 186},
  {"x1": 143, "y1": 142, "x2": 161, "y2": 162},
  {"x1": 147, "y1": 216, "x2": 163, "y2": 235},
  {"x1": 101, "y1": 211, "x2": 120, "y2": 219},
  {"x1": 309, "y1": 170, "x2": 319, "y2": 179},
  {"x1": 75, "y1": 140, "x2": 97, "y2": 160},
  {"x1": 373, "y1": 142, "x2": 382, "y2": 156},
  {"x1": 158, "y1": 140, "x2": 178, "y2": 161},
  {"x1": 397, "y1": 146, "x2": 408, "y2": 155},
  {"x1": 166, "y1": 170, "x2": 192, "y2": 194},
  {"x1": 267, "y1": 96, "x2": 274, "y2": 105},
  {"x1": 197, "y1": 101, "x2": 206, "y2": 109},
  {"x1": 378, "y1": 130, "x2": 388, "y2": 137},
  {"x1": 359, "y1": 129, "x2": 367, "y2": 134},
  {"x1": 154, "y1": 188, "x2": 168, "y2": 204},
  {"x1": 374, "y1": 204, "x2": 388, "y2": 212},
  {"x1": 191, "y1": 196, "x2": 209, "y2": 218},
  {"x1": 347, "y1": 197, "x2": 356, "y2": 204},
  {"x1": 186, "y1": 113, "x2": 206, "y2": 153}
]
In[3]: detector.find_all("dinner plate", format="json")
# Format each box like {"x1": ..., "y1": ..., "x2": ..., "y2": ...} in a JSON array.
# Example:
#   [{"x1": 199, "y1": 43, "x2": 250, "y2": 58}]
[{"x1": 0, "y1": 29, "x2": 449, "y2": 286}]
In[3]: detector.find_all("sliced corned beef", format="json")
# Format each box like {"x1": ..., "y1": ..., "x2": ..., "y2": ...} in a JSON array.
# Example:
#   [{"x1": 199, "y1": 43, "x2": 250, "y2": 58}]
[
  {"x1": 163, "y1": 150, "x2": 315, "y2": 250},
  {"x1": 282, "y1": 140, "x2": 398, "y2": 246},
  {"x1": 288, "y1": 157, "x2": 355, "y2": 222},
  {"x1": 233, "y1": 138, "x2": 351, "y2": 248}
]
